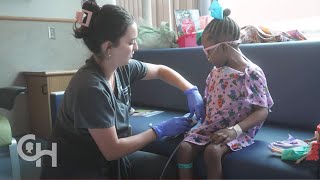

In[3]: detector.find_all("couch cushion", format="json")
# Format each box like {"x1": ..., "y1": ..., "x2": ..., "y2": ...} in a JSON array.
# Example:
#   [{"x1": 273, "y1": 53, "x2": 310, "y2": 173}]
[
  {"x1": 193, "y1": 140, "x2": 318, "y2": 179},
  {"x1": 223, "y1": 140, "x2": 318, "y2": 179},
  {"x1": 130, "y1": 110, "x2": 318, "y2": 179},
  {"x1": 255, "y1": 124, "x2": 313, "y2": 143},
  {"x1": 226, "y1": 123, "x2": 316, "y2": 179},
  {"x1": 240, "y1": 41, "x2": 320, "y2": 131},
  {"x1": 132, "y1": 47, "x2": 212, "y2": 112}
]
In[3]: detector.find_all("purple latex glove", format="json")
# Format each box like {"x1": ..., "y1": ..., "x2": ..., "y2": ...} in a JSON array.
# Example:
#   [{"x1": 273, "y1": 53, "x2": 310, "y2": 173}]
[
  {"x1": 151, "y1": 117, "x2": 193, "y2": 139},
  {"x1": 184, "y1": 86, "x2": 205, "y2": 121}
]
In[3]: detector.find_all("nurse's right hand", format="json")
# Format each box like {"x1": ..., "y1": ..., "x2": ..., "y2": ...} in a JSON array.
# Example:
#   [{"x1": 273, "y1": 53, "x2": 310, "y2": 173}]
[{"x1": 151, "y1": 117, "x2": 193, "y2": 139}]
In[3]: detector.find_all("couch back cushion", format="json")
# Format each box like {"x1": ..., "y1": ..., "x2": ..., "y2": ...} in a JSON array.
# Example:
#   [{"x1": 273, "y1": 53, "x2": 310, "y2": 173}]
[
  {"x1": 240, "y1": 41, "x2": 320, "y2": 130},
  {"x1": 132, "y1": 41, "x2": 320, "y2": 130},
  {"x1": 132, "y1": 47, "x2": 212, "y2": 112}
]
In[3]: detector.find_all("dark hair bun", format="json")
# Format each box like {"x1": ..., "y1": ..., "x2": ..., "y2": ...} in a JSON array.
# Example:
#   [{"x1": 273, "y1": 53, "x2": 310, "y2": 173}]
[
  {"x1": 82, "y1": 0, "x2": 100, "y2": 13},
  {"x1": 223, "y1": 8, "x2": 231, "y2": 17},
  {"x1": 74, "y1": 0, "x2": 100, "y2": 39}
]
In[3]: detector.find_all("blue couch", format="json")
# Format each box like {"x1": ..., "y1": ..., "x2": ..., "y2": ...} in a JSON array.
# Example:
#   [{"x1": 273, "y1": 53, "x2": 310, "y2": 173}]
[
  {"x1": 50, "y1": 41, "x2": 320, "y2": 179},
  {"x1": 130, "y1": 41, "x2": 320, "y2": 179}
]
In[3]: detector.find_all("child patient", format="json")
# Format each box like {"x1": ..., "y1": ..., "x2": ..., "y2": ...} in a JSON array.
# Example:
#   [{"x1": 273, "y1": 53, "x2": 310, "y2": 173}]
[{"x1": 176, "y1": 8, "x2": 274, "y2": 179}]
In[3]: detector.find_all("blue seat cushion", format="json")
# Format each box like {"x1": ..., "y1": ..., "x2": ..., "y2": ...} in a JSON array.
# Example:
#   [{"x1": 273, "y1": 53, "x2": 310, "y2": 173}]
[
  {"x1": 255, "y1": 124, "x2": 313, "y2": 143},
  {"x1": 130, "y1": 110, "x2": 319, "y2": 179},
  {"x1": 222, "y1": 140, "x2": 318, "y2": 179}
]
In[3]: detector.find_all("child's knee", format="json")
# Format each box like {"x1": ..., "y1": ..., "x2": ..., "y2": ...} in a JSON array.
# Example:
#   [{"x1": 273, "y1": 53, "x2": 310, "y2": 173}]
[
  {"x1": 204, "y1": 143, "x2": 225, "y2": 160},
  {"x1": 178, "y1": 142, "x2": 193, "y2": 152},
  {"x1": 177, "y1": 142, "x2": 193, "y2": 160}
]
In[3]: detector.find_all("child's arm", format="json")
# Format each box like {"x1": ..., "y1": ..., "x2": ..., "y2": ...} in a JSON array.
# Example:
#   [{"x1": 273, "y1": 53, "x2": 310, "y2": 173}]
[{"x1": 237, "y1": 105, "x2": 268, "y2": 133}]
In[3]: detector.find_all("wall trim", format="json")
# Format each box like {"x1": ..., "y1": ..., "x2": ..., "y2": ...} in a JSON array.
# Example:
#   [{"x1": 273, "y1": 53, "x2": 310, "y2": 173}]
[{"x1": 0, "y1": 16, "x2": 75, "y2": 23}]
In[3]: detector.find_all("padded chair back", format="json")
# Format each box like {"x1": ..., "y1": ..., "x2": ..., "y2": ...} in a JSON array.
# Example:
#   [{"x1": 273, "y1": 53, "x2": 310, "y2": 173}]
[
  {"x1": 0, "y1": 115, "x2": 12, "y2": 146},
  {"x1": 0, "y1": 115, "x2": 20, "y2": 180}
]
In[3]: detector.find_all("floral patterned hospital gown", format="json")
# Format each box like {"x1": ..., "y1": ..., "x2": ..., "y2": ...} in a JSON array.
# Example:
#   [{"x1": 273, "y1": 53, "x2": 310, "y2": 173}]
[{"x1": 184, "y1": 62, "x2": 274, "y2": 151}]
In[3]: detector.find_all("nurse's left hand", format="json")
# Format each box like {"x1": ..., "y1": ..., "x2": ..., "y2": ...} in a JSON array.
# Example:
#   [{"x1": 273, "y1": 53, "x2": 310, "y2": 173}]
[
  {"x1": 151, "y1": 117, "x2": 193, "y2": 139},
  {"x1": 184, "y1": 86, "x2": 205, "y2": 121}
]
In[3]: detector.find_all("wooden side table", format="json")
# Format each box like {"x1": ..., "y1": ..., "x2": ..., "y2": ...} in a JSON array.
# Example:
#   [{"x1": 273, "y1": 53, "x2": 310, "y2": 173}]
[{"x1": 24, "y1": 70, "x2": 77, "y2": 138}]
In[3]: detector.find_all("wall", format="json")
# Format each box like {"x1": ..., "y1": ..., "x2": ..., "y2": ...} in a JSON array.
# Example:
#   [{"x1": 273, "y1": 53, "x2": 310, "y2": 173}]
[
  {"x1": 0, "y1": 0, "x2": 93, "y2": 136},
  {"x1": 0, "y1": 21, "x2": 89, "y2": 86},
  {"x1": 97, "y1": 0, "x2": 116, "y2": 6},
  {"x1": 222, "y1": 0, "x2": 320, "y2": 28},
  {"x1": 0, "y1": 0, "x2": 80, "y2": 19},
  {"x1": 0, "y1": 20, "x2": 89, "y2": 136},
  {"x1": 0, "y1": 0, "x2": 116, "y2": 18}
]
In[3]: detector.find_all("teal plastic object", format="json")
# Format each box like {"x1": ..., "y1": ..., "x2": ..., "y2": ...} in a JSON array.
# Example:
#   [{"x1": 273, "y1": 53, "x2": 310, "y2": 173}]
[
  {"x1": 281, "y1": 145, "x2": 310, "y2": 161},
  {"x1": 208, "y1": 0, "x2": 223, "y2": 20}
]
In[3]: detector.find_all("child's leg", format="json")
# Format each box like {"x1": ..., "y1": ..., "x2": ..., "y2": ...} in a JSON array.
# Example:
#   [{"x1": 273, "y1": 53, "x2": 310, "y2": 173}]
[
  {"x1": 204, "y1": 143, "x2": 230, "y2": 179},
  {"x1": 177, "y1": 141, "x2": 203, "y2": 179}
]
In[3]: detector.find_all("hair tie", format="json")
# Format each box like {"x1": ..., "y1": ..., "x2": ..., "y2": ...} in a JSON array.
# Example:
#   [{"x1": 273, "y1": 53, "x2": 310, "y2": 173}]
[
  {"x1": 75, "y1": 9, "x2": 93, "y2": 27},
  {"x1": 208, "y1": 0, "x2": 223, "y2": 20}
]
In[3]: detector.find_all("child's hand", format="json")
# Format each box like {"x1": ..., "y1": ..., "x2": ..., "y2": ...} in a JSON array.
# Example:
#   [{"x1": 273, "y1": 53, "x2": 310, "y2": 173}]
[{"x1": 210, "y1": 128, "x2": 237, "y2": 144}]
